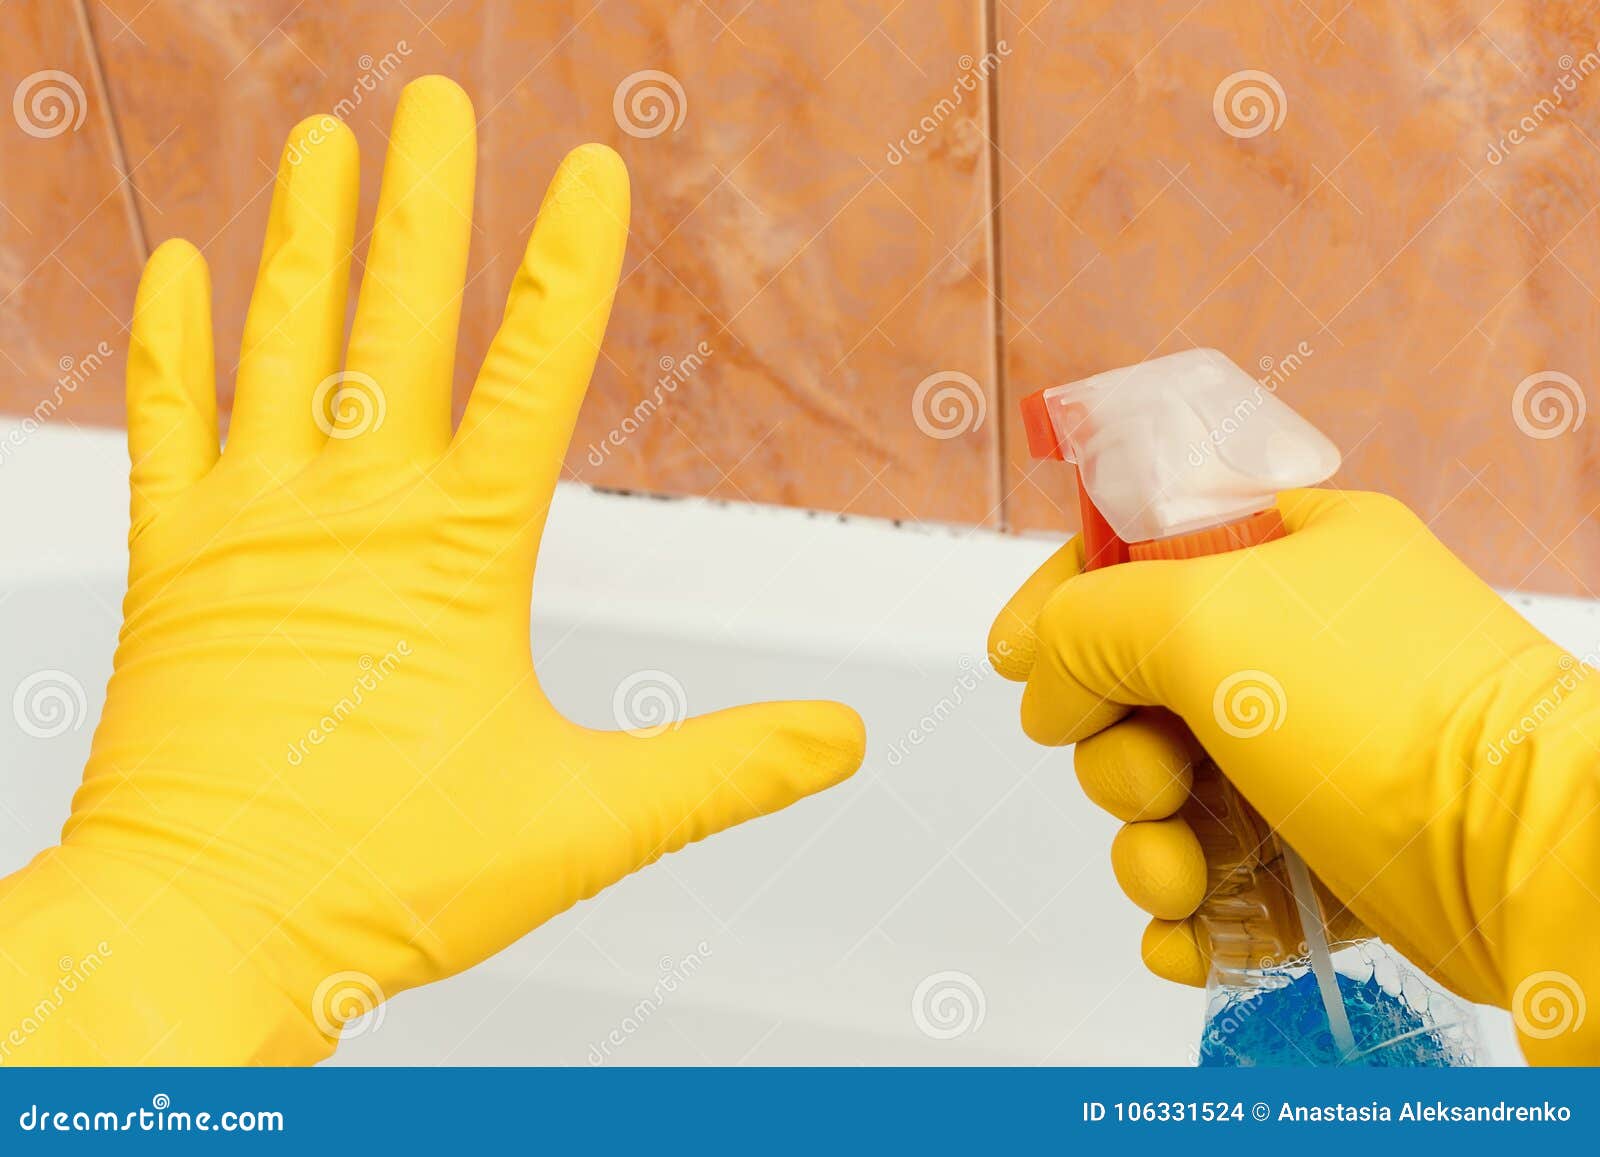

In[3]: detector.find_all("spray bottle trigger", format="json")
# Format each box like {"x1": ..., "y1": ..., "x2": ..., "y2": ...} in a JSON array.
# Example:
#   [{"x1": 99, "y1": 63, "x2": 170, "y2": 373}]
[
  {"x1": 1022, "y1": 388, "x2": 1127, "y2": 568},
  {"x1": 1020, "y1": 388, "x2": 1066, "y2": 461}
]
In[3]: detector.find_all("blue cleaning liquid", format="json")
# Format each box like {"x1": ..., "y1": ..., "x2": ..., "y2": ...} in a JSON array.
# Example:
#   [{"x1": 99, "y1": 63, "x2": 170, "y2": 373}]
[{"x1": 1199, "y1": 969, "x2": 1471, "y2": 1067}]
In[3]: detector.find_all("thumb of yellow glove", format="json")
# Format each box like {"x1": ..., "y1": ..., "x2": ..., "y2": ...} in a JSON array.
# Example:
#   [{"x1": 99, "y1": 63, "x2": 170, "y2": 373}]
[
  {"x1": 0, "y1": 77, "x2": 864, "y2": 1065},
  {"x1": 991, "y1": 488, "x2": 1600, "y2": 1065}
]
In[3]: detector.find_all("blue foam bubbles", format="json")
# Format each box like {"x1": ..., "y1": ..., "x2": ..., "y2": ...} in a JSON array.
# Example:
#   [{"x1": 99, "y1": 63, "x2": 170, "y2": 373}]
[{"x1": 1198, "y1": 968, "x2": 1472, "y2": 1067}]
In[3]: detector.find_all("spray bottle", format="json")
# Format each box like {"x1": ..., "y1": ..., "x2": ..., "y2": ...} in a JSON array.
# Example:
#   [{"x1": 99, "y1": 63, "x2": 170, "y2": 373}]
[{"x1": 1021, "y1": 348, "x2": 1477, "y2": 1066}]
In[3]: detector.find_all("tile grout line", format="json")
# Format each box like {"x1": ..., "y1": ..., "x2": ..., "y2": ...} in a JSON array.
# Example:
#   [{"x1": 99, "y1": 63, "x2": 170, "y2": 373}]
[
  {"x1": 74, "y1": 0, "x2": 149, "y2": 263},
  {"x1": 475, "y1": 1, "x2": 499, "y2": 416},
  {"x1": 983, "y1": 0, "x2": 1009, "y2": 529}
]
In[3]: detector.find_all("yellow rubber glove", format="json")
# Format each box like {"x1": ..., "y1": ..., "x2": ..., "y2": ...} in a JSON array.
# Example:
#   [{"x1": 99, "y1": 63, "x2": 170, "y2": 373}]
[
  {"x1": 989, "y1": 488, "x2": 1600, "y2": 1065},
  {"x1": 0, "y1": 76, "x2": 864, "y2": 1065}
]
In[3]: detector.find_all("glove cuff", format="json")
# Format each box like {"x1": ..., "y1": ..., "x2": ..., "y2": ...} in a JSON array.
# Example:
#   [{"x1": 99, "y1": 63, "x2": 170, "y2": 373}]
[{"x1": 0, "y1": 846, "x2": 334, "y2": 1064}]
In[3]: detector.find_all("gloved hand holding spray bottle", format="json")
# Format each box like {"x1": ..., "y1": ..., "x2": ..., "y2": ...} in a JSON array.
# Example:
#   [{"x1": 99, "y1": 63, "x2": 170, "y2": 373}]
[{"x1": 1020, "y1": 349, "x2": 1477, "y2": 1066}]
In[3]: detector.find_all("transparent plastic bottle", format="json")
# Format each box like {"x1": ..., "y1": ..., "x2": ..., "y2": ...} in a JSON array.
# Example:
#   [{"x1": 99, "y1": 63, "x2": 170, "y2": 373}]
[{"x1": 1020, "y1": 348, "x2": 1477, "y2": 1067}]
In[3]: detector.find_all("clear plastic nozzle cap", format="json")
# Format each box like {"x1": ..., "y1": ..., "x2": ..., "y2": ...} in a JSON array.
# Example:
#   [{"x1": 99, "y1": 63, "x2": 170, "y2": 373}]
[{"x1": 1036, "y1": 349, "x2": 1341, "y2": 542}]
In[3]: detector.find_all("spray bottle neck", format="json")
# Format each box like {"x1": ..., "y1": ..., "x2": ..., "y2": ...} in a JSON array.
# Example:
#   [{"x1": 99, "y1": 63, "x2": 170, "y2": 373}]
[{"x1": 1075, "y1": 469, "x2": 1286, "y2": 572}]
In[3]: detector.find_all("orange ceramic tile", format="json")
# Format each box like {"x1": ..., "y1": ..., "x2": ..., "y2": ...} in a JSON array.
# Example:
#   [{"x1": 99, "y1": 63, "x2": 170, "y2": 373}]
[
  {"x1": 87, "y1": 0, "x2": 495, "y2": 427},
  {"x1": 996, "y1": 0, "x2": 1600, "y2": 595},
  {"x1": 72, "y1": 1, "x2": 1001, "y2": 526},
  {"x1": 480, "y1": 0, "x2": 1001, "y2": 524},
  {"x1": 0, "y1": 0, "x2": 144, "y2": 431}
]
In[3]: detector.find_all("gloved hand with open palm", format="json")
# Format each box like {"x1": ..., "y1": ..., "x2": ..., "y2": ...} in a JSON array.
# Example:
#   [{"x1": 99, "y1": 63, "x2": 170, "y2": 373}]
[{"x1": 0, "y1": 76, "x2": 864, "y2": 1064}]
